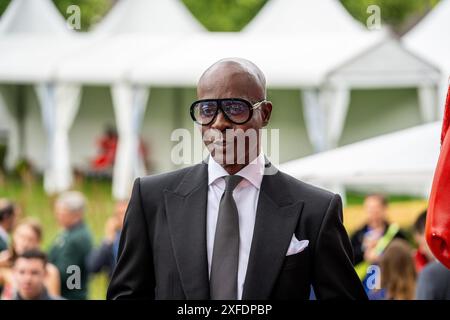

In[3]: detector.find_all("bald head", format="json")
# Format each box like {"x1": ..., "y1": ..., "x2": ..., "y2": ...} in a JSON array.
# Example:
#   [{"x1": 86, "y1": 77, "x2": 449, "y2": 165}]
[{"x1": 197, "y1": 58, "x2": 267, "y2": 102}]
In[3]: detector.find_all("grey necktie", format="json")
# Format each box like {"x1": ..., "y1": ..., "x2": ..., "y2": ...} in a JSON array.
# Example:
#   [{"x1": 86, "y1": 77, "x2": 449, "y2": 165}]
[{"x1": 210, "y1": 174, "x2": 243, "y2": 300}]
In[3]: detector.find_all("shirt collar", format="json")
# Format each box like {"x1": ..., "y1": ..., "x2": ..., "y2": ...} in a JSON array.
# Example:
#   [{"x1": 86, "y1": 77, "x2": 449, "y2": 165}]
[{"x1": 208, "y1": 152, "x2": 265, "y2": 190}]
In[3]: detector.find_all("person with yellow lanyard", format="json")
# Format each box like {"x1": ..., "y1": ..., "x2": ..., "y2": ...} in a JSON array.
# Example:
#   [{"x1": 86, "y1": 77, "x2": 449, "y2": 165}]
[{"x1": 350, "y1": 194, "x2": 407, "y2": 280}]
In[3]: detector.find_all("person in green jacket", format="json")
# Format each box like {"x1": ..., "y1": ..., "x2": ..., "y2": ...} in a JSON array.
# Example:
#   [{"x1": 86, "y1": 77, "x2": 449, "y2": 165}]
[{"x1": 49, "y1": 191, "x2": 93, "y2": 300}]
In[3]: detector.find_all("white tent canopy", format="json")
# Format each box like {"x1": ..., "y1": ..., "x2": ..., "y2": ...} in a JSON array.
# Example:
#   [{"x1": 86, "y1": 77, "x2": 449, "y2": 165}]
[
  {"x1": 129, "y1": 32, "x2": 383, "y2": 88},
  {"x1": 242, "y1": 0, "x2": 441, "y2": 152},
  {"x1": 244, "y1": 0, "x2": 370, "y2": 34},
  {"x1": 0, "y1": 0, "x2": 89, "y2": 83},
  {"x1": 131, "y1": 0, "x2": 386, "y2": 88},
  {"x1": 245, "y1": 0, "x2": 440, "y2": 152},
  {"x1": 55, "y1": 34, "x2": 178, "y2": 84},
  {"x1": 95, "y1": 0, "x2": 205, "y2": 34},
  {"x1": 56, "y1": 0, "x2": 205, "y2": 84},
  {"x1": 327, "y1": 38, "x2": 441, "y2": 89},
  {"x1": 0, "y1": 0, "x2": 67, "y2": 34},
  {"x1": 403, "y1": 0, "x2": 450, "y2": 115},
  {"x1": 280, "y1": 122, "x2": 441, "y2": 198},
  {"x1": 325, "y1": 37, "x2": 442, "y2": 127},
  {"x1": 404, "y1": 0, "x2": 450, "y2": 75},
  {"x1": 0, "y1": 35, "x2": 91, "y2": 83}
]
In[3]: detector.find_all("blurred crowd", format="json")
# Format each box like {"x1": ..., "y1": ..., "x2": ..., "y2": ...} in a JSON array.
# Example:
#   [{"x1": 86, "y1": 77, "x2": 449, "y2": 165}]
[
  {"x1": 0, "y1": 192, "x2": 449, "y2": 300},
  {"x1": 350, "y1": 194, "x2": 450, "y2": 300},
  {"x1": 0, "y1": 193, "x2": 127, "y2": 300}
]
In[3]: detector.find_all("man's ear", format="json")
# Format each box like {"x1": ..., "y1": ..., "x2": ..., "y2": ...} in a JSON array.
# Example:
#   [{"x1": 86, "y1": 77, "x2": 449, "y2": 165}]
[{"x1": 261, "y1": 101, "x2": 272, "y2": 127}]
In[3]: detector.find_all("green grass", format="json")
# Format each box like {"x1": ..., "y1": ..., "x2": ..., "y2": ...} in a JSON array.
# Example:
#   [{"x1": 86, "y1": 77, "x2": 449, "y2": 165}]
[{"x1": 0, "y1": 174, "x2": 114, "y2": 300}]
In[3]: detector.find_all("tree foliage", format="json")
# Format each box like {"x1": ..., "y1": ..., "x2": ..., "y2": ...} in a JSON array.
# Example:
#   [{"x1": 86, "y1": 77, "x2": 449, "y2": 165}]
[
  {"x1": 52, "y1": 0, "x2": 111, "y2": 31},
  {"x1": 0, "y1": 0, "x2": 112, "y2": 31},
  {"x1": 340, "y1": 0, "x2": 441, "y2": 33},
  {"x1": 0, "y1": 0, "x2": 442, "y2": 33},
  {"x1": 182, "y1": 0, "x2": 267, "y2": 31}
]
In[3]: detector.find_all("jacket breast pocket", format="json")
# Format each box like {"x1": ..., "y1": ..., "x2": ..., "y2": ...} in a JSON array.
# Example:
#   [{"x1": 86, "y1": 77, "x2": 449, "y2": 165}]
[
  {"x1": 271, "y1": 248, "x2": 311, "y2": 299},
  {"x1": 282, "y1": 248, "x2": 309, "y2": 270}
]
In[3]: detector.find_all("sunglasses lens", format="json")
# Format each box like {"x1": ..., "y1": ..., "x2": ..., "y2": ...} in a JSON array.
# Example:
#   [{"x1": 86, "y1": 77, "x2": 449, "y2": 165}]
[
  {"x1": 222, "y1": 100, "x2": 251, "y2": 124},
  {"x1": 193, "y1": 101, "x2": 218, "y2": 124}
]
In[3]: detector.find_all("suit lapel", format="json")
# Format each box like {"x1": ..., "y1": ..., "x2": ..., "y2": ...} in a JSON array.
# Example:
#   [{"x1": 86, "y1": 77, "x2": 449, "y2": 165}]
[
  {"x1": 164, "y1": 162, "x2": 210, "y2": 299},
  {"x1": 242, "y1": 165, "x2": 304, "y2": 299}
]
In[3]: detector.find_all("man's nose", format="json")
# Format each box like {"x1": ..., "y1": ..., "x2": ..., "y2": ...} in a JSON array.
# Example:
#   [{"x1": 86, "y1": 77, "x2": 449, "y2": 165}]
[{"x1": 211, "y1": 110, "x2": 232, "y2": 132}]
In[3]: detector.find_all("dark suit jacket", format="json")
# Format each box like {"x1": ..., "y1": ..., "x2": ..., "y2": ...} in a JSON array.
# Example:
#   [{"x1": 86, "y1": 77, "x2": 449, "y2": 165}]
[{"x1": 107, "y1": 161, "x2": 367, "y2": 300}]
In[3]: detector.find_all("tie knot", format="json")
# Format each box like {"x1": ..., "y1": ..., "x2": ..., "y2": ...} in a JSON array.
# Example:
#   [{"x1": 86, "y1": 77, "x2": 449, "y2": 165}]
[{"x1": 223, "y1": 175, "x2": 243, "y2": 192}]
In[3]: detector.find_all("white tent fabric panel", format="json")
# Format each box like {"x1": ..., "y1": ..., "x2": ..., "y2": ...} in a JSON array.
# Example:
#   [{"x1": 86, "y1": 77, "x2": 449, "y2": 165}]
[
  {"x1": 404, "y1": 0, "x2": 450, "y2": 116},
  {"x1": 301, "y1": 89, "x2": 326, "y2": 152},
  {"x1": 55, "y1": 34, "x2": 181, "y2": 84},
  {"x1": 129, "y1": 32, "x2": 384, "y2": 87},
  {"x1": 0, "y1": 90, "x2": 19, "y2": 170},
  {"x1": 280, "y1": 122, "x2": 441, "y2": 197},
  {"x1": 35, "y1": 83, "x2": 82, "y2": 194},
  {"x1": 403, "y1": 0, "x2": 450, "y2": 74},
  {"x1": 301, "y1": 86, "x2": 350, "y2": 152},
  {"x1": 95, "y1": 0, "x2": 205, "y2": 34},
  {"x1": 327, "y1": 38, "x2": 441, "y2": 88},
  {"x1": 0, "y1": 35, "x2": 92, "y2": 83},
  {"x1": 0, "y1": 0, "x2": 88, "y2": 83},
  {"x1": 418, "y1": 84, "x2": 440, "y2": 122},
  {"x1": 111, "y1": 83, "x2": 149, "y2": 200},
  {"x1": 244, "y1": 0, "x2": 369, "y2": 34},
  {"x1": 57, "y1": 0, "x2": 205, "y2": 84},
  {"x1": 0, "y1": 0, "x2": 68, "y2": 35}
]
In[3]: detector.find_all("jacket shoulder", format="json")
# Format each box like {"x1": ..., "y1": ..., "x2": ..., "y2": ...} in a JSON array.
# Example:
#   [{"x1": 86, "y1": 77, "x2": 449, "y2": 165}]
[
  {"x1": 275, "y1": 170, "x2": 341, "y2": 240},
  {"x1": 277, "y1": 169, "x2": 336, "y2": 205},
  {"x1": 137, "y1": 163, "x2": 204, "y2": 197}
]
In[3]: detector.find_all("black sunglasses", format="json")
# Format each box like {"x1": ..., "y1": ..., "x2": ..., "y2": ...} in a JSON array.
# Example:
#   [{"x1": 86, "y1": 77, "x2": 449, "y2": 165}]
[{"x1": 190, "y1": 98, "x2": 266, "y2": 125}]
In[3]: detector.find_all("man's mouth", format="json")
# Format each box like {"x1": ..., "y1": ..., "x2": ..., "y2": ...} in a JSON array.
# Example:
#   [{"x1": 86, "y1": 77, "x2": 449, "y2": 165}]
[{"x1": 213, "y1": 139, "x2": 228, "y2": 146}]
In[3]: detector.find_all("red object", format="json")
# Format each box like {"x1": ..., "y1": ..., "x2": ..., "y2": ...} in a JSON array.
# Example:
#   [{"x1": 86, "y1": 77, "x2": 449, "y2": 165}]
[
  {"x1": 427, "y1": 85, "x2": 450, "y2": 269},
  {"x1": 414, "y1": 249, "x2": 430, "y2": 272},
  {"x1": 91, "y1": 135, "x2": 118, "y2": 170}
]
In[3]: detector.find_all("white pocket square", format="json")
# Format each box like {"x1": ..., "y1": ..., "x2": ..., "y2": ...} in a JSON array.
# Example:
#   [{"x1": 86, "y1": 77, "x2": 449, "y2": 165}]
[{"x1": 286, "y1": 235, "x2": 309, "y2": 256}]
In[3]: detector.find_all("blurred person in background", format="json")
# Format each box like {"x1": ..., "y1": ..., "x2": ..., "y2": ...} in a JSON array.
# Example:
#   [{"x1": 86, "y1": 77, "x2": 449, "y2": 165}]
[
  {"x1": 49, "y1": 191, "x2": 93, "y2": 300},
  {"x1": 413, "y1": 210, "x2": 434, "y2": 272},
  {"x1": 0, "y1": 199, "x2": 16, "y2": 297},
  {"x1": 369, "y1": 239, "x2": 416, "y2": 300},
  {"x1": 416, "y1": 257, "x2": 450, "y2": 300},
  {"x1": 87, "y1": 199, "x2": 128, "y2": 278},
  {"x1": 12, "y1": 249, "x2": 62, "y2": 300},
  {"x1": 351, "y1": 194, "x2": 406, "y2": 279},
  {"x1": 0, "y1": 199, "x2": 17, "y2": 252},
  {"x1": 0, "y1": 218, "x2": 61, "y2": 299},
  {"x1": 415, "y1": 211, "x2": 450, "y2": 299},
  {"x1": 91, "y1": 125, "x2": 118, "y2": 172}
]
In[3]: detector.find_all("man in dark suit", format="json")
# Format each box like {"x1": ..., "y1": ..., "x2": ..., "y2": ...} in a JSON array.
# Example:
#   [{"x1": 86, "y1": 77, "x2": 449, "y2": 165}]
[{"x1": 107, "y1": 58, "x2": 367, "y2": 300}]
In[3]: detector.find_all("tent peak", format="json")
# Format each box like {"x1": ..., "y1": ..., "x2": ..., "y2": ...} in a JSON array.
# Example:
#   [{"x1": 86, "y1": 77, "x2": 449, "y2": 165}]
[
  {"x1": 244, "y1": 0, "x2": 371, "y2": 34},
  {"x1": 94, "y1": 0, "x2": 205, "y2": 35},
  {"x1": 0, "y1": 0, "x2": 69, "y2": 35}
]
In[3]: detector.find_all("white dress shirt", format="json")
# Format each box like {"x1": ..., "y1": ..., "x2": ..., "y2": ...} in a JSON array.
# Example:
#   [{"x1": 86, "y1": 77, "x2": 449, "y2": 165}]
[{"x1": 207, "y1": 152, "x2": 265, "y2": 300}]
